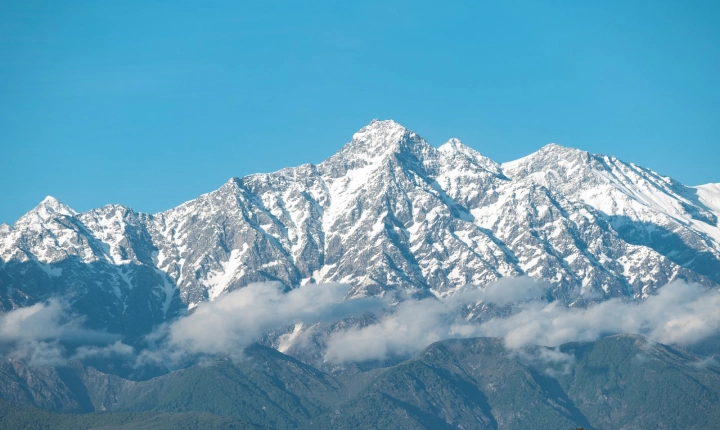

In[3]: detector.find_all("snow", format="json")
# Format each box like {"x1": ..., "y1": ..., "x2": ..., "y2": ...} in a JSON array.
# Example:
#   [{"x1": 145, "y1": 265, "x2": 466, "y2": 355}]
[
  {"x1": 204, "y1": 245, "x2": 249, "y2": 301},
  {"x1": 277, "y1": 323, "x2": 304, "y2": 353},
  {"x1": 31, "y1": 256, "x2": 62, "y2": 277},
  {"x1": 155, "y1": 268, "x2": 177, "y2": 317},
  {"x1": 695, "y1": 183, "x2": 720, "y2": 217},
  {"x1": 2, "y1": 119, "x2": 719, "y2": 321}
]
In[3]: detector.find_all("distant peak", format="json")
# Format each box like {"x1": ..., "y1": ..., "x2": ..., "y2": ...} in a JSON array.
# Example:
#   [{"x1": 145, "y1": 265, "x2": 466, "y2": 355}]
[
  {"x1": 504, "y1": 142, "x2": 583, "y2": 165},
  {"x1": 224, "y1": 177, "x2": 241, "y2": 187},
  {"x1": 439, "y1": 137, "x2": 463, "y2": 147},
  {"x1": 355, "y1": 119, "x2": 407, "y2": 136},
  {"x1": 16, "y1": 196, "x2": 77, "y2": 225},
  {"x1": 438, "y1": 138, "x2": 501, "y2": 173},
  {"x1": 41, "y1": 195, "x2": 63, "y2": 207},
  {"x1": 39, "y1": 196, "x2": 75, "y2": 213},
  {"x1": 502, "y1": 142, "x2": 601, "y2": 180},
  {"x1": 318, "y1": 119, "x2": 432, "y2": 172},
  {"x1": 540, "y1": 142, "x2": 570, "y2": 151},
  {"x1": 368, "y1": 118, "x2": 399, "y2": 126},
  {"x1": 217, "y1": 177, "x2": 247, "y2": 194},
  {"x1": 439, "y1": 138, "x2": 474, "y2": 154},
  {"x1": 347, "y1": 119, "x2": 419, "y2": 153},
  {"x1": 535, "y1": 143, "x2": 592, "y2": 158}
]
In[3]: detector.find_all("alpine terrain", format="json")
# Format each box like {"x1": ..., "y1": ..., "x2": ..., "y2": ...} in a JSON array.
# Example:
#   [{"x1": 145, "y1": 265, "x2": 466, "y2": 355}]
[{"x1": 1, "y1": 119, "x2": 720, "y2": 429}]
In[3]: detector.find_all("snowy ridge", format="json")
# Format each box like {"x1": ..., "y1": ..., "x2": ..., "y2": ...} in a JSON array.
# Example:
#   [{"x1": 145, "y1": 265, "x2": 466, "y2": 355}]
[
  {"x1": 1, "y1": 120, "x2": 719, "y2": 337},
  {"x1": 695, "y1": 183, "x2": 720, "y2": 218}
]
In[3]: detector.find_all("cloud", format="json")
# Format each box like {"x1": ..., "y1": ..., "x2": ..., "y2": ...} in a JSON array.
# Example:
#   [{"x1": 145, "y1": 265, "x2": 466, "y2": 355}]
[
  {"x1": 323, "y1": 277, "x2": 546, "y2": 363},
  {"x1": 323, "y1": 298, "x2": 451, "y2": 363},
  {"x1": 478, "y1": 280, "x2": 720, "y2": 349},
  {"x1": 691, "y1": 356, "x2": 719, "y2": 370},
  {"x1": 0, "y1": 299, "x2": 129, "y2": 366},
  {"x1": 5, "y1": 278, "x2": 720, "y2": 369},
  {"x1": 145, "y1": 282, "x2": 383, "y2": 365},
  {"x1": 6, "y1": 341, "x2": 66, "y2": 367},
  {"x1": 72, "y1": 340, "x2": 135, "y2": 361},
  {"x1": 449, "y1": 276, "x2": 547, "y2": 306},
  {"x1": 145, "y1": 278, "x2": 544, "y2": 365},
  {"x1": 324, "y1": 280, "x2": 720, "y2": 363},
  {"x1": 0, "y1": 300, "x2": 80, "y2": 342},
  {"x1": 509, "y1": 346, "x2": 577, "y2": 376}
]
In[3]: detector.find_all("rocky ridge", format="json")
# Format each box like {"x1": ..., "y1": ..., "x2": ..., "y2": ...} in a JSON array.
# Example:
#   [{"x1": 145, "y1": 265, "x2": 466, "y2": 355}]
[{"x1": 1, "y1": 119, "x2": 719, "y2": 339}]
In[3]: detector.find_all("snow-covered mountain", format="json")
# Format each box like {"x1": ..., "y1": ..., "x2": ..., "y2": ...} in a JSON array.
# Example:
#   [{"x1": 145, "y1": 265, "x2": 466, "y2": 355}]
[{"x1": 2, "y1": 119, "x2": 719, "y2": 339}]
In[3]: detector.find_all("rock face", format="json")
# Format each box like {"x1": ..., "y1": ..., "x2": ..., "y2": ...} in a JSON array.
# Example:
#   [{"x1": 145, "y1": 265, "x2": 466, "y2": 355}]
[{"x1": 1, "y1": 119, "x2": 720, "y2": 338}]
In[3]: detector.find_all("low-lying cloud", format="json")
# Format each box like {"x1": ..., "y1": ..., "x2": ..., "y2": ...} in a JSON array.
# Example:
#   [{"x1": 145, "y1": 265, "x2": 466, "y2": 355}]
[
  {"x1": 324, "y1": 280, "x2": 720, "y2": 363},
  {"x1": 479, "y1": 280, "x2": 720, "y2": 349},
  {"x1": 451, "y1": 276, "x2": 547, "y2": 306},
  {"x1": 323, "y1": 277, "x2": 547, "y2": 363},
  {"x1": 0, "y1": 299, "x2": 128, "y2": 366},
  {"x1": 4, "y1": 278, "x2": 720, "y2": 368},
  {"x1": 142, "y1": 282, "x2": 384, "y2": 365}
]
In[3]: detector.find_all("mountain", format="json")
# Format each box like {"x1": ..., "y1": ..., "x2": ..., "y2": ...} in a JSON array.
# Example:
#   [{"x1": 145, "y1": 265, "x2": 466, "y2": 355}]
[
  {"x1": 3, "y1": 121, "x2": 720, "y2": 426},
  {"x1": 0, "y1": 344, "x2": 344, "y2": 428},
  {"x1": 0, "y1": 398, "x2": 261, "y2": 430},
  {"x1": 3, "y1": 336, "x2": 720, "y2": 430},
  {"x1": 311, "y1": 335, "x2": 720, "y2": 429},
  {"x1": 1, "y1": 119, "x2": 719, "y2": 342}
]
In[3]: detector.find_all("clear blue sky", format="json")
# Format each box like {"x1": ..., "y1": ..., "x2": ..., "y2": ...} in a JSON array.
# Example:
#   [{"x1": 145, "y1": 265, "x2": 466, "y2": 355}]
[{"x1": 2, "y1": 0, "x2": 719, "y2": 224}]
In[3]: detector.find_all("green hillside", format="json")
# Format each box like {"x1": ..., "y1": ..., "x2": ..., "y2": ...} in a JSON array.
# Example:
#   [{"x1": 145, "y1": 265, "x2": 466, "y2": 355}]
[{"x1": 2, "y1": 336, "x2": 720, "y2": 429}]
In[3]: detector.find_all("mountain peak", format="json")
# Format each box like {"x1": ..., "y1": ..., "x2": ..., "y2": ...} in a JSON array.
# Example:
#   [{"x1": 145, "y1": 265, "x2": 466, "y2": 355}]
[
  {"x1": 366, "y1": 118, "x2": 402, "y2": 128},
  {"x1": 16, "y1": 196, "x2": 77, "y2": 225},
  {"x1": 37, "y1": 196, "x2": 75, "y2": 214},
  {"x1": 40, "y1": 195, "x2": 65, "y2": 207},
  {"x1": 324, "y1": 119, "x2": 431, "y2": 167},
  {"x1": 438, "y1": 138, "x2": 501, "y2": 174},
  {"x1": 439, "y1": 138, "x2": 476, "y2": 155},
  {"x1": 538, "y1": 142, "x2": 576, "y2": 153},
  {"x1": 502, "y1": 142, "x2": 587, "y2": 173},
  {"x1": 352, "y1": 119, "x2": 409, "y2": 146}
]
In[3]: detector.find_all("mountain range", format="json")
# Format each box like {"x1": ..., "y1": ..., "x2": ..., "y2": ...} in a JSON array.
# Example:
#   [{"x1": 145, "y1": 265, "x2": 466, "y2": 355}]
[
  {"x1": 2, "y1": 335, "x2": 720, "y2": 429},
  {"x1": 2, "y1": 119, "x2": 719, "y2": 341},
  {"x1": 2, "y1": 119, "x2": 720, "y2": 428}
]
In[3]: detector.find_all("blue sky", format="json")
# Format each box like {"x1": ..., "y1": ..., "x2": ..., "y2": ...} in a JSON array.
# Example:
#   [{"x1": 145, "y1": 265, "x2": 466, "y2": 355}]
[{"x1": 2, "y1": 0, "x2": 719, "y2": 224}]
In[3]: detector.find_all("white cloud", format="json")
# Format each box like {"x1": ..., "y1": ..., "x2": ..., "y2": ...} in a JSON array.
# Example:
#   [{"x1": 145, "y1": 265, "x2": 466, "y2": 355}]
[
  {"x1": 451, "y1": 276, "x2": 547, "y2": 306},
  {"x1": 323, "y1": 298, "x2": 450, "y2": 363},
  {"x1": 6, "y1": 341, "x2": 66, "y2": 367},
  {"x1": 0, "y1": 300, "x2": 79, "y2": 342},
  {"x1": 478, "y1": 280, "x2": 720, "y2": 349},
  {"x1": 72, "y1": 340, "x2": 135, "y2": 361},
  {"x1": 324, "y1": 280, "x2": 720, "y2": 363},
  {"x1": 147, "y1": 282, "x2": 383, "y2": 364},
  {"x1": 509, "y1": 346, "x2": 577, "y2": 376},
  {"x1": 0, "y1": 299, "x2": 129, "y2": 366},
  {"x1": 324, "y1": 277, "x2": 546, "y2": 363},
  {"x1": 691, "y1": 356, "x2": 719, "y2": 370},
  {"x1": 5, "y1": 279, "x2": 720, "y2": 368}
]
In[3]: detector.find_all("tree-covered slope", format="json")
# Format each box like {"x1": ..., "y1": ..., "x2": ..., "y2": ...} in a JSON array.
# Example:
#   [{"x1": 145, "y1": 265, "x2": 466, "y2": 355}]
[
  {"x1": 2, "y1": 336, "x2": 720, "y2": 429},
  {"x1": 558, "y1": 334, "x2": 720, "y2": 429},
  {"x1": 0, "y1": 398, "x2": 261, "y2": 430}
]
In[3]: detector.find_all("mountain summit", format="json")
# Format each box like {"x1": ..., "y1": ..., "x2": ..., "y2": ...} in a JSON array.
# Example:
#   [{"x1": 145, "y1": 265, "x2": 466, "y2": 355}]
[
  {"x1": 16, "y1": 195, "x2": 76, "y2": 225},
  {"x1": 326, "y1": 119, "x2": 434, "y2": 173},
  {"x1": 1, "y1": 120, "x2": 719, "y2": 339}
]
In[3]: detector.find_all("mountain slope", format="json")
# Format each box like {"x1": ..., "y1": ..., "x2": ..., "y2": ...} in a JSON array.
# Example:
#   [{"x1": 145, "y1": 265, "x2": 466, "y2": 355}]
[
  {"x1": 1, "y1": 120, "x2": 719, "y2": 339},
  {"x1": 309, "y1": 335, "x2": 720, "y2": 430},
  {"x1": 3, "y1": 336, "x2": 719, "y2": 430},
  {"x1": 309, "y1": 338, "x2": 585, "y2": 430},
  {"x1": 558, "y1": 334, "x2": 720, "y2": 429},
  {"x1": 0, "y1": 344, "x2": 345, "y2": 429},
  {"x1": 0, "y1": 398, "x2": 261, "y2": 430}
]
